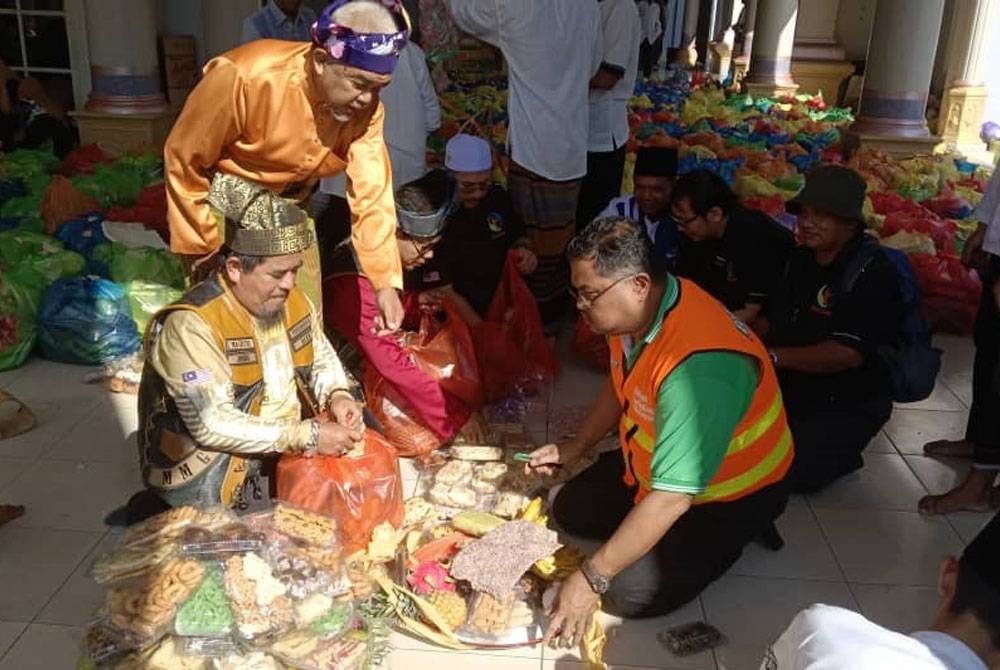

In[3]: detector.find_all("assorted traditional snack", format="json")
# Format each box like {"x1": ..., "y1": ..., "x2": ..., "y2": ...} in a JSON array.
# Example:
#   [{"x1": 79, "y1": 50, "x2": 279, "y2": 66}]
[{"x1": 272, "y1": 503, "x2": 338, "y2": 547}]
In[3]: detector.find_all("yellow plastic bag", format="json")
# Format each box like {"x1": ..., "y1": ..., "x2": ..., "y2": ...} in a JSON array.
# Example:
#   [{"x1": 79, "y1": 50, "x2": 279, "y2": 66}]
[{"x1": 733, "y1": 173, "x2": 783, "y2": 200}]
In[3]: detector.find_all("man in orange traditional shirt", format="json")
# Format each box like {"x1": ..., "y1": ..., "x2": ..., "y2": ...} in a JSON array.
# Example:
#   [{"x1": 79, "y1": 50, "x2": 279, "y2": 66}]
[{"x1": 165, "y1": 0, "x2": 408, "y2": 331}]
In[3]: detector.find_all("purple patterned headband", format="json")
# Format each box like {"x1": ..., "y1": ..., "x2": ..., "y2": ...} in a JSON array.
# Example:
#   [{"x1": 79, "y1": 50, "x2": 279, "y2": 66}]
[{"x1": 312, "y1": 0, "x2": 409, "y2": 75}]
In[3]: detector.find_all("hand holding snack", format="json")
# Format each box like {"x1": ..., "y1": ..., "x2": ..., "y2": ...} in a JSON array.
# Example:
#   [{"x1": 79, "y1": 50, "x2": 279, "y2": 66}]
[
  {"x1": 526, "y1": 441, "x2": 586, "y2": 476},
  {"x1": 329, "y1": 393, "x2": 364, "y2": 432},
  {"x1": 317, "y1": 422, "x2": 362, "y2": 456}
]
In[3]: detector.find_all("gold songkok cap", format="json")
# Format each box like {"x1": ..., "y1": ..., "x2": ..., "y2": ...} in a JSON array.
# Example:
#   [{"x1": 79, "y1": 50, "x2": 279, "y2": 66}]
[{"x1": 206, "y1": 174, "x2": 315, "y2": 256}]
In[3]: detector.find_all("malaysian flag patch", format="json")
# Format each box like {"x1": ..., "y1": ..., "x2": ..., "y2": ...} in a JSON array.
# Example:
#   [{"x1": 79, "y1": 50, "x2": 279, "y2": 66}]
[{"x1": 181, "y1": 369, "x2": 213, "y2": 385}]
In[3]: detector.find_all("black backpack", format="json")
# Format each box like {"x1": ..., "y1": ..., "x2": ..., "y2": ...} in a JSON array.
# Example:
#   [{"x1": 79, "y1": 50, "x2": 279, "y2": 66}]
[{"x1": 838, "y1": 238, "x2": 941, "y2": 403}]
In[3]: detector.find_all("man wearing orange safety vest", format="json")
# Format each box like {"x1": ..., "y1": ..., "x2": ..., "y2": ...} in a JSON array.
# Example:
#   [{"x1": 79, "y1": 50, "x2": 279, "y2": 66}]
[{"x1": 528, "y1": 217, "x2": 793, "y2": 647}]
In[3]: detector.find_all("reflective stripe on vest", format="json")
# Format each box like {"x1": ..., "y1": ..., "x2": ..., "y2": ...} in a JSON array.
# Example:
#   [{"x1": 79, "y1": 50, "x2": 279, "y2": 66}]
[{"x1": 611, "y1": 278, "x2": 793, "y2": 505}]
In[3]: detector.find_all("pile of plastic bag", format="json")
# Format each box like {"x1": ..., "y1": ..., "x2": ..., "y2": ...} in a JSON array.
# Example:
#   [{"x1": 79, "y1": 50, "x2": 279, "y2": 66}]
[{"x1": 0, "y1": 146, "x2": 174, "y2": 371}]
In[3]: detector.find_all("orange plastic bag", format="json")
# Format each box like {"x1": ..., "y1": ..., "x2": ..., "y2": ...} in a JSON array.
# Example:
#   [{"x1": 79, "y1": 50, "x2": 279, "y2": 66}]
[
  {"x1": 473, "y1": 253, "x2": 559, "y2": 400},
  {"x1": 41, "y1": 175, "x2": 101, "y2": 235},
  {"x1": 276, "y1": 429, "x2": 404, "y2": 553},
  {"x1": 363, "y1": 361, "x2": 448, "y2": 458},
  {"x1": 399, "y1": 303, "x2": 482, "y2": 407},
  {"x1": 572, "y1": 315, "x2": 610, "y2": 371}
]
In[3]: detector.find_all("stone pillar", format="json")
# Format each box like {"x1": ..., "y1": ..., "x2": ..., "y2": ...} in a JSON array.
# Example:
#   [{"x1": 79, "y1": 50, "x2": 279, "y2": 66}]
[
  {"x1": 790, "y1": 0, "x2": 855, "y2": 100},
  {"x1": 936, "y1": 0, "x2": 1000, "y2": 161},
  {"x1": 743, "y1": 0, "x2": 798, "y2": 97},
  {"x1": 847, "y1": 0, "x2": 945, "y2": 156},
  {"x1": 83, "y1": 0, "x2": 168, "y2": 114},
  {"x1": 676, "y1": 0, "x2": 702, "y2": 66}
]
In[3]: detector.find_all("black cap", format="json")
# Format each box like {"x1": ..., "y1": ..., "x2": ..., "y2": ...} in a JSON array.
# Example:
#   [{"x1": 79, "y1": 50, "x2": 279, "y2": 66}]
[
  {"x1": 961, "y1": 512, "x2": 1000, "y2": 596},
  {"x1": 635, "y1": 147, "x2": 678, "y2": 179},
  {"x1": 787, "y1": 164, "x2": 867, "y2": 226}
]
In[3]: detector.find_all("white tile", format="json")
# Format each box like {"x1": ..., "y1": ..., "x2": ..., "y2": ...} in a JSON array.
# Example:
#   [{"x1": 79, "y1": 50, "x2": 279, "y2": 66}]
[
  {"x1": 543, "y1": 600, "x2": 715, "y2": 670},
  {"x1": 883, "y1": 409, "x2": 969, "y2": 455},
  {"x1": 806, "y1": 453, "x2": 927, "y2": 511},
  {"x1": 714, "y1": 644, "x2": 770, "y2": 670},
  {"x1": 0, "y1": 459, "x2": 139, "y2": 532},
  {"x1": 814, "y1": 508, "x2": 963, "y2": 586},
  {"x1": 0, "y1": 527, "x2": 102, "y2": 620},
  {"x1": 894, "y1": 383, "x2": 965, "y2": 412},
  {"x1": 0, "y1": 459, "x2": 31, "y2": 492},
  {"x1": 0, "y1": 399, "x2": 97, "y2": 460},
  {"x1": 730, "y1": 505, "x2": 842, "y2": 581},
  {"x1": 702, "y1": 575, "x2": 856, "y2": 664},
  {"x1": 0, "y1": 621, "x2": 26, "y2": 658},
  {"x1": 36, "y1": 532, "x2": 118, "y2": 627},
  {"x1": 864, "y1": 431, "x2": 895, "y2": 454},
  {"x1": 5, "y1": 359, "x2": 105, "y2": 403},
  {"x1": 0, "y1": 623, "x2": 83, "y2": 670},
  {"x1": 947, "y1": 511, "x2": 994, "y2": 544},
  {"x1": 940, "y1": 372, "x2": 972, "y2": 408},
  {"x1": 902, "y1": 455, "x2": 971, "y2": 496},
  {"x1": 851, "y1": 584, "x2": 941, "y2": 634},
  {"x1": 40, "y1": 399, "x2": 136, "y2": 463},
  {"x1": 0, "y1": 366, "x2": 26, "y2": 389}
]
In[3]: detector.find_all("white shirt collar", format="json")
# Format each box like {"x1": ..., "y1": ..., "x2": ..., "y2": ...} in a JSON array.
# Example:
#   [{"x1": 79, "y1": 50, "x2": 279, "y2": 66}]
[{"x1": 910, "y1": 631, "x2": 988, "y2": 670}]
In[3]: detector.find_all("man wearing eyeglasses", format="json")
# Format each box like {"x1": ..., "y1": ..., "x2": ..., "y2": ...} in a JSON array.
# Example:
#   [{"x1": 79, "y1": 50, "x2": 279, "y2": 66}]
[
  {"x1": 419, "y1": 134, "x2": 537, "y2": 326},
  {"x1": 323, "y1": 170, "x2": 489, "y2": 446},
  {"x1": 528, "y1": 217, "x2": 792, "y2": 644}
]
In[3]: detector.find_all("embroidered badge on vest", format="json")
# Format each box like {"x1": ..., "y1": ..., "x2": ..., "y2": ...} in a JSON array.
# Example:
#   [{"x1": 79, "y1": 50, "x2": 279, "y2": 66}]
[
  {"x1": 225, "y1": 337, "x2": 258, "y2": 365},
  {"x1": 288, "y1": 315, "x2": 312, "y2": 352}
]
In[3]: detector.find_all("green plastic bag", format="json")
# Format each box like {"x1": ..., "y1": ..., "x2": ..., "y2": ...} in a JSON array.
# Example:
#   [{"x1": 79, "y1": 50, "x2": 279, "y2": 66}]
[
  {"x1": 114, "y1": 153, "x2": 164, "y2": 186},
  {"x1": 1, "y1": 193, "x2": 44, "y2": 225},
  {"x1": 0, "y1": 265, "x2": 45, "y2": 371},
  {"x1": 73, "y1": 164, "x2": 145, "y2": 208},
  {"x1": 0, "y1": 230, "x2": 84, "y2": 282},
  {"x1": 124, "y1": 280, "x2": 183, "y2": 333},
  {"x1": 1, "y1": 149, "x2": 59, "y2": 183},
  {"x1": 92, "y1": 243, "x2": 184, "y2": 288}
]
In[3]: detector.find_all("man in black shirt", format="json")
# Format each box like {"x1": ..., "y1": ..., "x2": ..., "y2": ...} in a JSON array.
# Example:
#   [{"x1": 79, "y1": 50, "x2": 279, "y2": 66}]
[
  {"x1": 760, "y1": 165, "x2": 904, "y2": 493},
  {"x1": 425, "y1": 134, "x2": 537, "y2": 325},
  {"x1": 670, "y1": 169, "x2": 795, "y2": 332}
]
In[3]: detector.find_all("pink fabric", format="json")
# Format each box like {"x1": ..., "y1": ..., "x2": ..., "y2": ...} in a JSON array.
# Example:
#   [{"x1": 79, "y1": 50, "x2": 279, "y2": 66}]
[{"x1": 323, "y1": 274, "x2": 470, "y2": 440}]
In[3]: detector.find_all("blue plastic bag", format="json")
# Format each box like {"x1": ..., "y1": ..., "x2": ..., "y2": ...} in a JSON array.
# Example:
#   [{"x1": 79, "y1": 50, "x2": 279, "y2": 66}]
[
  {"x1": 36, "y1": 276, "x2": 140, "y2": 365},
  {"x1": 54, "y1": 213, "x2": 107, "y2": 259}
]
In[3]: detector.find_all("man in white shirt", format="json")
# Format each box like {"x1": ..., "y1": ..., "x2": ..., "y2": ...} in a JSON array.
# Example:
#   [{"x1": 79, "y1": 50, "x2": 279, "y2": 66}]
[
  {"x1": 242, "y1": 0, "x2": 318, "y2": 43},
  {"x1": 763, "y1": 512, "x2": 1000, "y2": 670},
  {"x1": 447, "y1": 0, "x2": 602, "y2": 327},
  {"x1": 312, "y1": 41, "x2": 442, "y2": 273},
  {"x1": 919, "y1": 167, "x2": 1000, "y2": 515},
  {"x1": 578, "y1": 0, "x2": 642, "y2": 231}
]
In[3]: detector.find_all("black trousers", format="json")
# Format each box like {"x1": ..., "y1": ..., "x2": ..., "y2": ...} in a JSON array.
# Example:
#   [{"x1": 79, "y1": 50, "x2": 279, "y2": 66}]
[
  {"x1": 969, "y1": 256, "x2": 1000, "y2": 467},
  {"x1": 309, "y1": 190, "x2": 351, "y2": 278},
  {"x1": 782, "y1": 392, "x2": 892, "y2": 494},
  {"x1": 553, "y1": 450, "x2": 789, "y2": 618},
  {"x1": 576, "y1": 145, "x2": 627, "y2": 232}
]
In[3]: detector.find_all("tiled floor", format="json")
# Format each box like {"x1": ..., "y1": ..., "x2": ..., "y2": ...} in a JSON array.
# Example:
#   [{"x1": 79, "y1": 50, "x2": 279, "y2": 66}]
[{"x1": 0, "y1": 334, "x2": 991, "y2": 669}]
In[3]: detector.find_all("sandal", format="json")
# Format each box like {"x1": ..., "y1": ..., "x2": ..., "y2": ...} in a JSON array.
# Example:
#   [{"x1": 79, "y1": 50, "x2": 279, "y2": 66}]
[
  {"x1": 0, "y1": 504, "x2": 25, "y2": 527},
  {"x1": 0, "y1": 390, "x2": 35, "y2": 440}
]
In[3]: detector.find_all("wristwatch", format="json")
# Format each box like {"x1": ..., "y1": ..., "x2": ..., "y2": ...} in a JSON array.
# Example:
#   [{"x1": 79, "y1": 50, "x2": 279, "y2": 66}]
[
  {"x1": 303, "y1": 419, "x2": 320, "y2": 456},
  {"x1": 580, "y1": 559, "x2": 611, "y2": 595}
]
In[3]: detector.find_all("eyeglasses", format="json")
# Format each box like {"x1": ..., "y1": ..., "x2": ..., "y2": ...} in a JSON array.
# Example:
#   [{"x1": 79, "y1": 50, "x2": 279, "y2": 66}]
[
  {"x1": 671, "y1": 211, "x2": 701, "y2": 228},
  {"x1": 569, "y1": 274, "x2": 636, "y2": 310}
]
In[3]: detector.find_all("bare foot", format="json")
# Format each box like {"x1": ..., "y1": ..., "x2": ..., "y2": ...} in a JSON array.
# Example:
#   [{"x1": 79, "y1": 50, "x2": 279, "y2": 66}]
[
  {"x1": 0, "y1": 504, "x2": 24, "y2": 527},
  {"x1": 918, "y1": 469, "x2": 998, "y2": 515},
  {"x1": 923, "y1": 439, "x2": 975, "y2": 458}
]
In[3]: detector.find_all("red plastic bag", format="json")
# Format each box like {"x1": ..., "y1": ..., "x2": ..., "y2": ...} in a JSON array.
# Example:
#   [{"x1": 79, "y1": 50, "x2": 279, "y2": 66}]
[
  {"x1": 742, "y1": 194, "x2": 786, "y2": 218},
  {"x1": 276, "y1": 429, "x2": 404, "y2": 553},
  {"x1": 105, "y1": 184, "x2": 169, "y2": 244},
  {"x1": 881, "y1": 213, "x2": 957, "y2": 254},
  {"x1": 573, "y1": 315, "x2": 609, "y2": 371},
  {"x1": 363, "y1": 363, "x2": 445, "y2": 458},
  {"x1": 473, "y1": 253, "x2": 559, "y2": 400},
  {"x1": 400, "y1": 304, "x2": 481, "y2": 406},
  {"x1": 60, "y1": 144, "x2": 113, "y2": 176}
]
